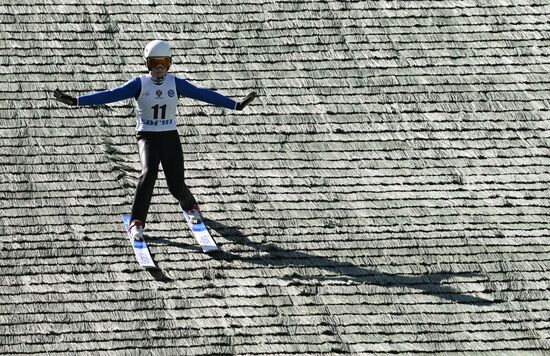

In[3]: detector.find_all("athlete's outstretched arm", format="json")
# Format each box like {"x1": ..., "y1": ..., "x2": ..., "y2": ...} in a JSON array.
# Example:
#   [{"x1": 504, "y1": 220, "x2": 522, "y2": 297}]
[
  {"x1": 53, "y1": 78, "x2": 141, "y2": 106},
  {"x1": 176, "y1": 77, "x2": 256, "y2": 110}
]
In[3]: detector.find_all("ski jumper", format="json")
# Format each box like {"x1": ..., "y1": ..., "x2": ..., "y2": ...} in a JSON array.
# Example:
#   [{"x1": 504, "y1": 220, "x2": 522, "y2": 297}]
[{"x1": 78, "y1": 74, "x2": 237, "y2": 225}]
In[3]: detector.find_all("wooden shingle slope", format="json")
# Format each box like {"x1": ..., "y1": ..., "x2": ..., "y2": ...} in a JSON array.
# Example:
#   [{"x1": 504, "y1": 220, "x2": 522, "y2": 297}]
[{"x1": 1, "y1": 0, "x2": 549, "y2": 355}]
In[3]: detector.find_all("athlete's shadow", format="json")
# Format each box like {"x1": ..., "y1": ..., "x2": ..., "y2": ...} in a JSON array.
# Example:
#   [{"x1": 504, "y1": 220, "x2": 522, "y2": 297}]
[{"x1": 204, "y1": 219, "x2": 497, "y2": 305}]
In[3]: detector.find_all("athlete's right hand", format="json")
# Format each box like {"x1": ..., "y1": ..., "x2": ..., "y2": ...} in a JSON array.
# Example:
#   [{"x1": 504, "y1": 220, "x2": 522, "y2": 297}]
[{"x1": 53, "y1": 89, "x2": 77, "y2": 106}]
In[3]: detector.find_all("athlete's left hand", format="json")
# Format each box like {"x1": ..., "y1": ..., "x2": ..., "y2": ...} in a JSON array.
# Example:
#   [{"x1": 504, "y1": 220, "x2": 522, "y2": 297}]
[
  {"x1": 53, "y1": 89, "x2": 77, "y2": 106},
  {"x1": 236, "y1": 92, "x2": 257, "y2": 110}
]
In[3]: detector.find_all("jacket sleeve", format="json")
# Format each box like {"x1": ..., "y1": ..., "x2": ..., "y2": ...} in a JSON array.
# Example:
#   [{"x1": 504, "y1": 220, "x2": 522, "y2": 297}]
[
  {"x1": 77, "y1": 77, "x2": 141, "y2": 106},
  {"x1": 175, "y1": 77, "x2": 237, "y2": 110}
]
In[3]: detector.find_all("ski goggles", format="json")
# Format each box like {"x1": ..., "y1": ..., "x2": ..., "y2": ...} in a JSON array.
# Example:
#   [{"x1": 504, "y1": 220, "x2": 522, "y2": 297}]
[{"x1": 147, "y1": 57, "x2": 171, "y2": 69}]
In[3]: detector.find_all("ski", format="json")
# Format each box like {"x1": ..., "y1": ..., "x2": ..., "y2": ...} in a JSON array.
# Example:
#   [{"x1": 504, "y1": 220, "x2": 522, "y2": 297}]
[
  {"x1": 121, "y1": 214, "x2": 156, "y2": 269},
  {"x1": 182, "y1": 208, "x2": 219, "y2": 253}
]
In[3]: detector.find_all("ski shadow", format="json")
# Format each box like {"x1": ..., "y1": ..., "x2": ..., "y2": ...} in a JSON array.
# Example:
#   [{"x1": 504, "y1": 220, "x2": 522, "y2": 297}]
[
  {"x1": 203, "y1": 219, "x2": 498, "y2": 305},
  {"x1": 139, "y1": 233, "x2": 194, "y2": 282},
  {"x1": 143, "y1": 237, "x2": 202, "y2": 282},
  {"x1": 147, "y1": 267, "x2": 173, "y2": 282}
]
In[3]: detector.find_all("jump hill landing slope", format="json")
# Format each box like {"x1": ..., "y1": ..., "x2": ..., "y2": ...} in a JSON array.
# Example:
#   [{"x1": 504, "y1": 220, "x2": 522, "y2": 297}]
[{"x1": 1, "y1": 1, "x2": 549, "y2": 355}]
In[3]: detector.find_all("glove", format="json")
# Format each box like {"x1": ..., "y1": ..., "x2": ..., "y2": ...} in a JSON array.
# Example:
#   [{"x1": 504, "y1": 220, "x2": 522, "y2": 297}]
[
  {"x1": 236, "y1": 92, "x2": 257, "y2": 111},
  {"x1": 54, "y1": 89, "x2": 77, "y2": 106}
]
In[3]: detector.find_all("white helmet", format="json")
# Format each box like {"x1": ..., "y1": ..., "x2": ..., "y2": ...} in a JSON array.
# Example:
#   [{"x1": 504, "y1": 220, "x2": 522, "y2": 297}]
[{"x1": 143, "y1": 40, "x2": 171, "y2": 59}]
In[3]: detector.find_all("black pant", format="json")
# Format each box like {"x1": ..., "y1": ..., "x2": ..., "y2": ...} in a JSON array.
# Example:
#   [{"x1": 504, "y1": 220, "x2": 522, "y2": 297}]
[{"x1": 130, "y1": 130, "x2": 197, "y2": 225}]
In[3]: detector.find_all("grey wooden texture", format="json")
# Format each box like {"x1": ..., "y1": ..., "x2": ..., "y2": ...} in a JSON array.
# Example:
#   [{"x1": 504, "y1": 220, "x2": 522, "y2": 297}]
[{"x1": 1, "y1": 1, "x2": 549, "y2": 355}]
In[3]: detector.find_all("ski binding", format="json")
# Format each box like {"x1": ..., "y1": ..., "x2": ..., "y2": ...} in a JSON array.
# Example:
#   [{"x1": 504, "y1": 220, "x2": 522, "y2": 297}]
[
  {"x1": 121, "y1": 214, "x2": 156, "y2": 269},
  {"x1": 182, "y1": 209, "x2": 219, "y2": 253}
]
